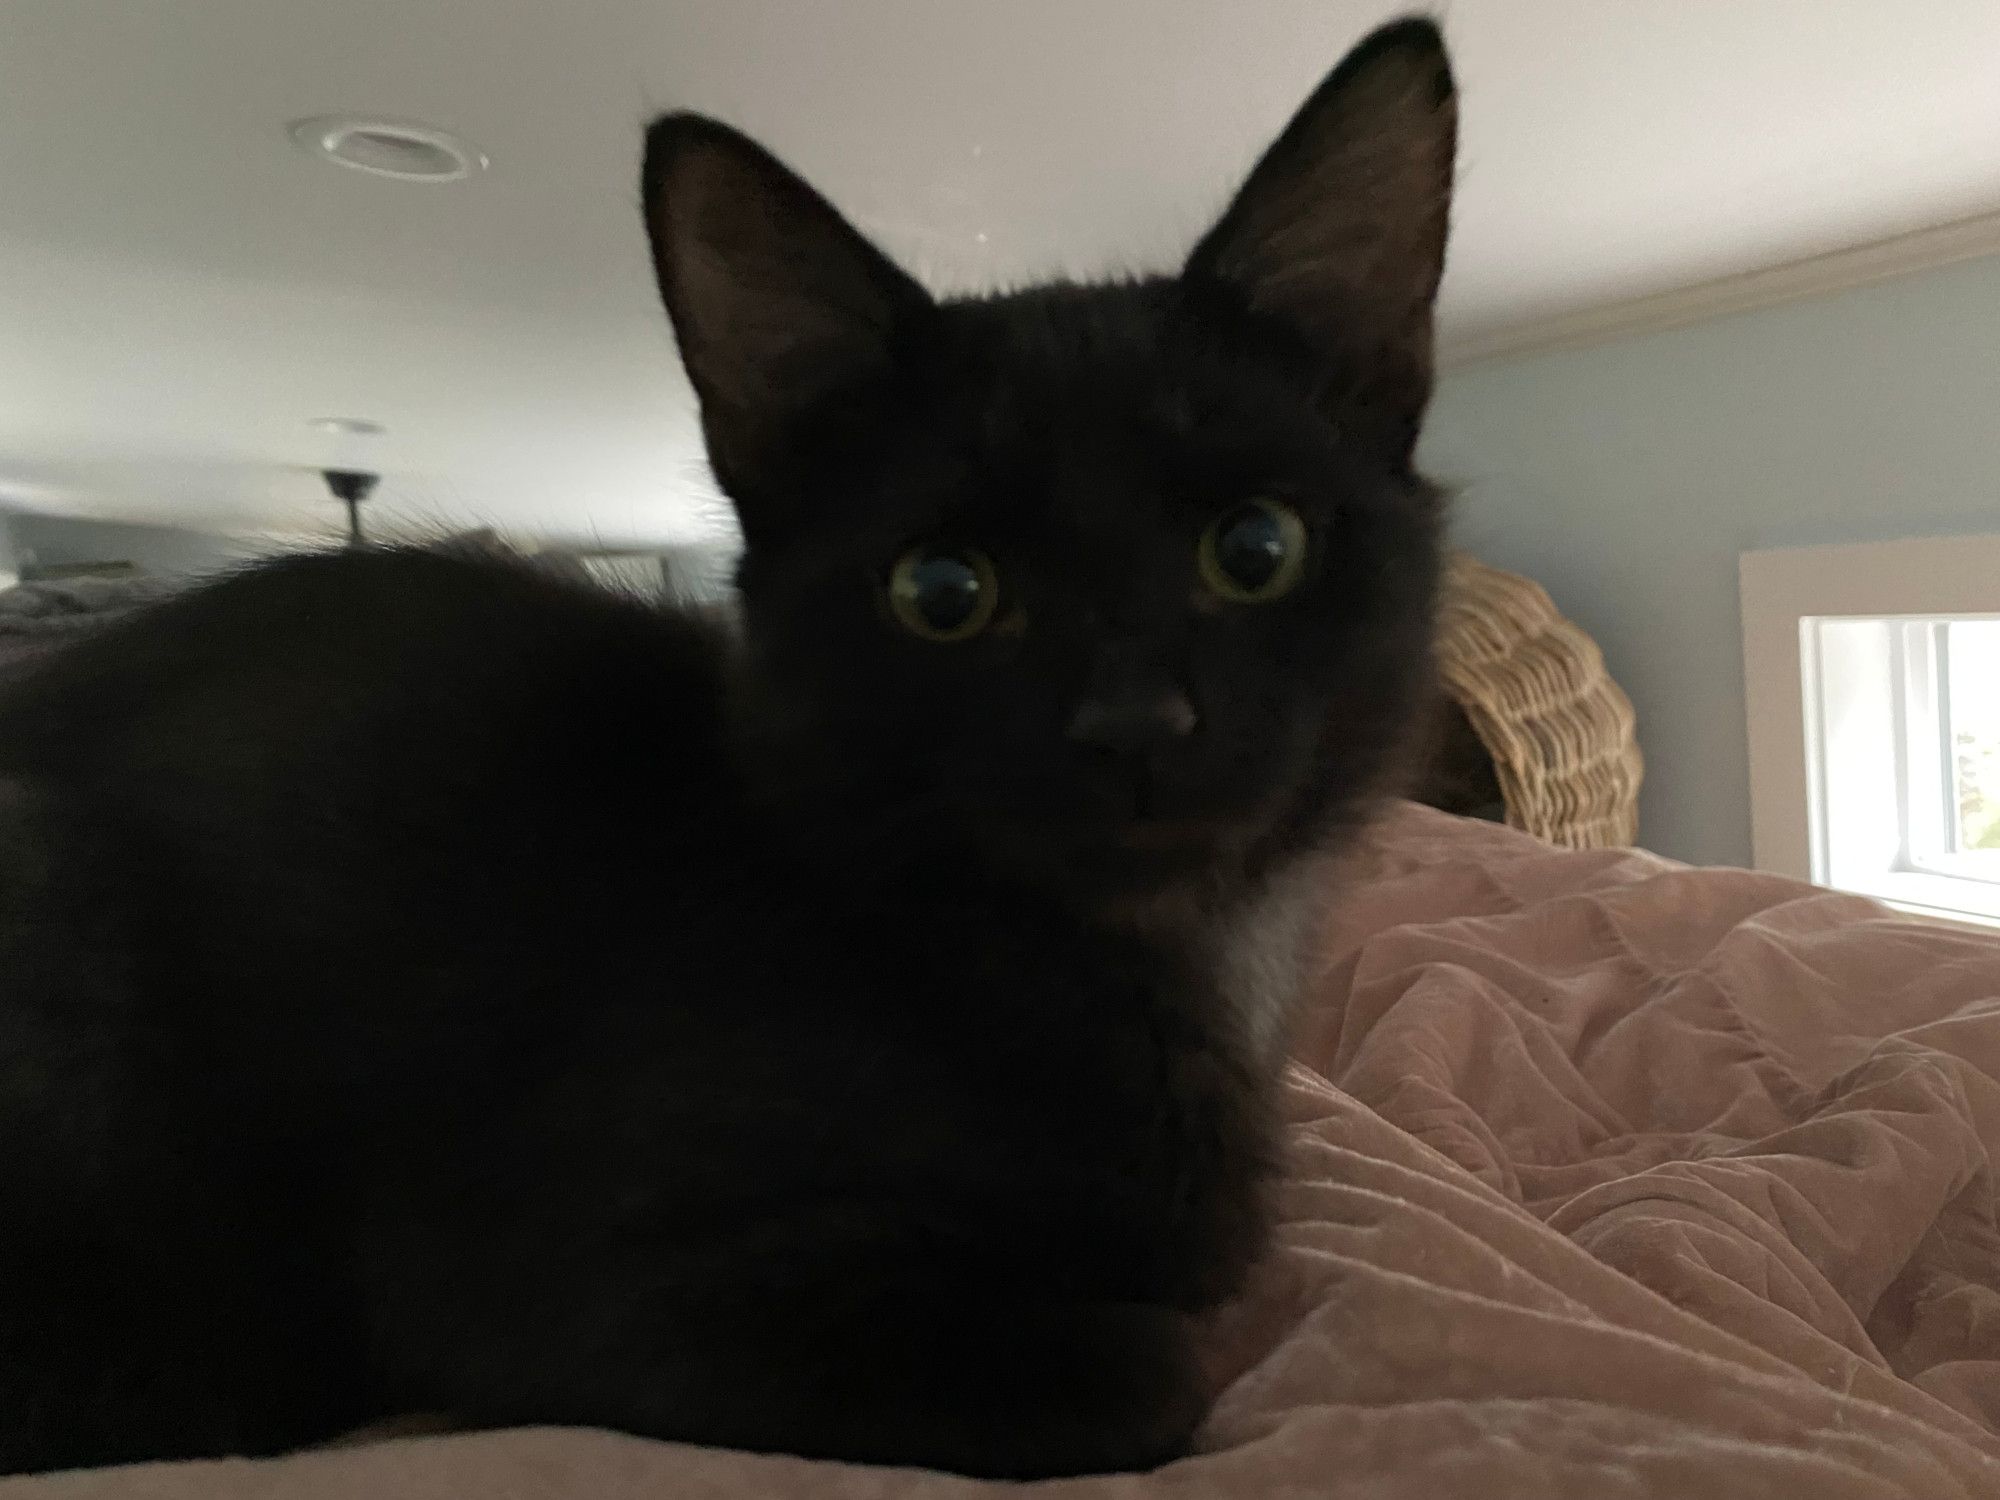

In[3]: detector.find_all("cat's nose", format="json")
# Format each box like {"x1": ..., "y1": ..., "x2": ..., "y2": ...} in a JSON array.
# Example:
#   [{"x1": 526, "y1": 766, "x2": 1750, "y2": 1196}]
[
  {"x1": 1065, "y1": 643, "x2": 1199, "y2": 753},
  {"x1": 1064, "y1": 686, "x2": 1200, "y2": 753}
]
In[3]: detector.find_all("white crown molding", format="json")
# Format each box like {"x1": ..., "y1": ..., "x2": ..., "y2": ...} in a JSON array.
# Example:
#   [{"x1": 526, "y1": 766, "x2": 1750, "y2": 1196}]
[{"x1": 1440, "y1": 206, "x2": 2000, "y2": 370}]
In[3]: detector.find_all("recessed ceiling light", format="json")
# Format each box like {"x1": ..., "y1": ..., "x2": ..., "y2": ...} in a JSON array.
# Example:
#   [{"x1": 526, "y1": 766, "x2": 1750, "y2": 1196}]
[
  {"x1": 310, "y1": 417, "x2": 388, "y2": 437},
  {"x1": 289, "y1": 116, "x2": 486, "y2": 182}
]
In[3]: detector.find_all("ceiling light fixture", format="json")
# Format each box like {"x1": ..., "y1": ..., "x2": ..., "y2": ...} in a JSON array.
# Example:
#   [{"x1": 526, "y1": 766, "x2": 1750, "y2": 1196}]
[
  {"x1": 289, "y1": 116, "x2": 487, "y2": 182},
  {"x1": 322, "y1": 468, "x2": 380, "y2": 548}
]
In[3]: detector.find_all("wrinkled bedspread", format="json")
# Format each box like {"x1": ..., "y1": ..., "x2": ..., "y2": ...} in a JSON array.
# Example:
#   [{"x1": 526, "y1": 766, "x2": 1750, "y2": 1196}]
[{"x1": 12, "y1": 804, "x2": 2000, "y2": 1497}]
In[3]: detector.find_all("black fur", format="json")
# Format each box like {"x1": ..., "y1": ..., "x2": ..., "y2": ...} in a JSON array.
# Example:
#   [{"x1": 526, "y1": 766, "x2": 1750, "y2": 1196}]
[{"x1": 0, "y1": 17, "x2": 1455, "y2": 1479}]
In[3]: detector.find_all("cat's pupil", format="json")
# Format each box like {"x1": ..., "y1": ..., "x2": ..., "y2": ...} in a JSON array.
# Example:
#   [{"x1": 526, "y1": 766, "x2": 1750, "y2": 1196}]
[
  {"x1": 1214, "y1": 507, "x2": 1286, "y2": 589},
  {"x1": 908, "y1": 554, "x2": 983, "y2": 631}
]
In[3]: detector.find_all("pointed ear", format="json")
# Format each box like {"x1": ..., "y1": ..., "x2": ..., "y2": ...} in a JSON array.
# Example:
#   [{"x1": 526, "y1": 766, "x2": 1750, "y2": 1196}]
[
  {"x1": 642, "y1": 114, "x2": 931, "y2": 521},
  {"x1": 1184, "y1": 18, "x2": 1456, "y2": 455}
]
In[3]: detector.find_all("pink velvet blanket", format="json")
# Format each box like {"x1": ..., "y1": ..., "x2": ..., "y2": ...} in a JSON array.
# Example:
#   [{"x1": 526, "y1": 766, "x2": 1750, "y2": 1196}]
[{"x1": 13, "y1": 805, "x2": 2000, "y2": 1497}]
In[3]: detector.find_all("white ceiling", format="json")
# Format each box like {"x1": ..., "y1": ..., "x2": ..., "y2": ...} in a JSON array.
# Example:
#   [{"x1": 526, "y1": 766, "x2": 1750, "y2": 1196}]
[{"x1": 5, "y1": 0, "x2": 2000, "y2": 546}]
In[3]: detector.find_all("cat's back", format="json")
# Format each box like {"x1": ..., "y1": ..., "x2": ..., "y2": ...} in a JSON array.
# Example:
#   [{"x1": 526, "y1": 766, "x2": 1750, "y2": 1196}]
[
  {"x1": 0, "y1": 547, "x2": 743, "y2": 1023},
  {"x1": 0, "y1": 547, "x2": 727, "y2": 788}
]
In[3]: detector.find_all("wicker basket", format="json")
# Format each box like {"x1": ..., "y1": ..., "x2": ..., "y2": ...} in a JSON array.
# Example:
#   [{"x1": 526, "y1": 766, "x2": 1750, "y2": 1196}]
[{"x1": 1433, "y1": 554, "x2": 1643, "y2": 849}]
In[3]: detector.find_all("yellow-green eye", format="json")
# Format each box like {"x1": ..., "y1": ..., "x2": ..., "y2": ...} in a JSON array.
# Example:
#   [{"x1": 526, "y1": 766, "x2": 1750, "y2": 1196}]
[
  {"x1": 1199, "y1": 498, "x2": 1309, "y2": 603},
  {"x1": 887, "y1": 545, "x2": 1000, "y2": 642}
]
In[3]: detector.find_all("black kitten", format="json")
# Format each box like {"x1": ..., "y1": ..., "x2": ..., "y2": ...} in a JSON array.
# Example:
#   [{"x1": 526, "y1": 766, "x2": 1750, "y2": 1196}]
[{"x1": 0, "y1": 18, "x2": 1454, "y2": 1480}]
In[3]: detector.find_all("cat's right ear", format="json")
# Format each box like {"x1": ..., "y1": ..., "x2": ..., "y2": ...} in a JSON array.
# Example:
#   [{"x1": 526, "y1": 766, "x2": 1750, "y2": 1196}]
[{"x1": 642, "y1": 115, "x2": 931, "y2": 535}]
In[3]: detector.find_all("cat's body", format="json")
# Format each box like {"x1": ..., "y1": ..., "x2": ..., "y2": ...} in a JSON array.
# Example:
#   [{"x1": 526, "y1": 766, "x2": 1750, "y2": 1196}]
[
  {"x1": 0, "y1": 548, "x2": 1269, "y2": 1474},
  {"x1": 0, "y1": 18, "x2": 1457, "y2": 1479}
]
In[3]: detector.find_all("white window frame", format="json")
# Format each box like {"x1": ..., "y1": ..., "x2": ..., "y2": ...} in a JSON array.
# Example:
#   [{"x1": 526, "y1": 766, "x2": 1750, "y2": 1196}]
[{"x1": 1741, "y1": 535, "x2": 2000, "y2": 929}]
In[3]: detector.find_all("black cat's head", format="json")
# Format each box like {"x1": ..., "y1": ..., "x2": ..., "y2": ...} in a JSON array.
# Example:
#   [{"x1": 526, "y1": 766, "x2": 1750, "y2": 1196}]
[{"x1": 642, "y1": 18, "x2": 1456, "y2": 911}]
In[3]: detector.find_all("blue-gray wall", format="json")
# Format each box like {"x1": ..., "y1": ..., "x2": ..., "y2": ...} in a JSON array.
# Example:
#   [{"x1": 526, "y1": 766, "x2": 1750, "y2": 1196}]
[{"x1": 1421, "y1": 252, "x2": 2000, "y2": 867}]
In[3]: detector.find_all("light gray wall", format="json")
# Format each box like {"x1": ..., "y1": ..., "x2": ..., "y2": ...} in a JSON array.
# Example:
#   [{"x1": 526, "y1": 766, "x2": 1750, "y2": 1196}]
[
  {"x1": 8, "y1": 514, "x2": 259, "y2": 578},
  {"x1": 1420, "y1": 252, "x2": 2000, "y2": 868}
]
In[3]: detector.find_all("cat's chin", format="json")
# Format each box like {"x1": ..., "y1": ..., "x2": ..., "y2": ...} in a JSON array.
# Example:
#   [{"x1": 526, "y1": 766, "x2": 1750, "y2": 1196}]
[
  {"x1": 1111, "y1": 816, "x2": 1235, "y2": 854},
  {"x1": 990, "y1": 818, "x2": 1249, "y2": 921}
]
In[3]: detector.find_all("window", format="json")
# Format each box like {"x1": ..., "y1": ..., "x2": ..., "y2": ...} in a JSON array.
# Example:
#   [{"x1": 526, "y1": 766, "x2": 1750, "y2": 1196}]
[
  {"x1": 1741, "y1": 535, "x2": 2000, "y2": 930},
  {"x1": 1921, "y1": 621, "x2": 2000, "y2": 866},
  {"x1": 1805, "y1": 615, "x2": 2000, "y2": 924}
]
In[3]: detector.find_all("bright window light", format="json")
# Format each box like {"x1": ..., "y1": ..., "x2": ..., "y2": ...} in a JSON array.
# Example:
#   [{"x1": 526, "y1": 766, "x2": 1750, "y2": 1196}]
[
  {"x1": 1942, "y1": 621, "x2": 2000, "y2": 861},
  {"x1": 1806, "y1": 614, "x2": 2000, "y2": 925}
]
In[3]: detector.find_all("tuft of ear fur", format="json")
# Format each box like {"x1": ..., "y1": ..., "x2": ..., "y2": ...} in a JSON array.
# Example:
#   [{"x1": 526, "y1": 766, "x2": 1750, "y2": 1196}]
[
  {"x1": 1184, "y1": 17, "x2": 1457, "y2": 456},
  {"x1": 642, "y1": 114, "x2": 931, "y2": 529}
]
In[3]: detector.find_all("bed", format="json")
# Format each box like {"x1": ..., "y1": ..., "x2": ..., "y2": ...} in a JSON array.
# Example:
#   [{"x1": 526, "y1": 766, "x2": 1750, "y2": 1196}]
[{"x1": 8, "y1": 801, "x2": 1996, "y2": 1497}]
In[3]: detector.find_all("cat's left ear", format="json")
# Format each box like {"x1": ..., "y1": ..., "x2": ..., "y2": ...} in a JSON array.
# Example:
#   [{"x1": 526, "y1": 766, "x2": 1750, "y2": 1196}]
[
  {"x1": 1183, "y1": 18, "x2": 1457, "y2": 456},
  {"x1": 642, "y1": 114, "x2": 932, "y2": 533}
]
